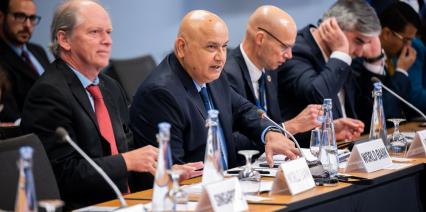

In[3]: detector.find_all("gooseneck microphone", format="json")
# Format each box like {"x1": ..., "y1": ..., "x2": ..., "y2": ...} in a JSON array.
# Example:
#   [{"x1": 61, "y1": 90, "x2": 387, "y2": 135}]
[
  {"x1": 56, "y1": 127, "x2": 127, "y2": 207},
  {"x1": 371, "y1": 77, "x2": 426, "y2": 121},
  {"x1": 256, "y1": 109, "x2": 308, "y2": 160}
]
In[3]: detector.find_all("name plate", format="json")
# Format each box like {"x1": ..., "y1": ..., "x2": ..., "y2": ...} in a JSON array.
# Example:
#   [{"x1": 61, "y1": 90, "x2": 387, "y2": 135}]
[
  {"x1": 406, "y1": 130, "x2": 426, "y2": 157},
  {"x1": 270, "y1": 157, "x2": 315, "y2": 195},
  {"x1": 345, "y1": 139, "x2": 393, "y2": 173},
  {"x1": 196, "y1": 177, "x2": 247, "y2": 212}
]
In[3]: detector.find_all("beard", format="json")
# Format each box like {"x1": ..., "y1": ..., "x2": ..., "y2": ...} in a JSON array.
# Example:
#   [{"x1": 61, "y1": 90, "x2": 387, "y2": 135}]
[{"x1": 2, "y1": 20, "x2": 32, "y2": 46}]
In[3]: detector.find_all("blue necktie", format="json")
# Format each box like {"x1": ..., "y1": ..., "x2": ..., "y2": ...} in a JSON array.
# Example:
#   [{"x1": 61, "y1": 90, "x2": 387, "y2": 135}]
[
  {"x1": 199, "y1": 87, "x2": 228, "y2": 170},
  {"x1": 256, "y1": 73, "x2": 266, "y2": 111}
]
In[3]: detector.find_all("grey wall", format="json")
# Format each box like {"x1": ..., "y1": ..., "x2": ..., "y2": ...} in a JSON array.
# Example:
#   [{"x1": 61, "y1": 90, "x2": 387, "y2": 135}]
[{"x1": 32, "y1": 0, "x2": 335, "y2": 63}]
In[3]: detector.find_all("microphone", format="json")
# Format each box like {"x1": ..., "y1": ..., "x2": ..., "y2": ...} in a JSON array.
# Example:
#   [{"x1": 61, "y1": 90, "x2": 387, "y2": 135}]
[
  {"x1": 56, "y1": 127, "x2": 128, "y2": 207},
  {"x1": 371, "y1": 77, "x2": 426, "y2": 121}
]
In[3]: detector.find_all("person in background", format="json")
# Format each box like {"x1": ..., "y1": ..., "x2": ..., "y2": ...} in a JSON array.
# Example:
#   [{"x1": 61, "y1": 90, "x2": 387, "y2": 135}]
[
  {"x1": 0, "y1": 0, "x2": 49, "y2": 123},
  {"x1": 277, "y1": 0, "x2": 386, "y2": 134},
  {"x1": 21, "y1": 0, "x2": 201, "y2": 209},
  {"x1": 224, "y1": 5, "x2": 364, "y2": 148},
  {"x1": 0, "y1": 66, "x2": 10, "y2": 115},
  {"x1": 354, "y1": 1, "x2": 420, "y2": 123}
]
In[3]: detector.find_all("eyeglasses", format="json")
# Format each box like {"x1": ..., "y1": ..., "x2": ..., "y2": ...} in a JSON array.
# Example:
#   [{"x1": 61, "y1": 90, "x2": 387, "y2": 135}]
[
  {"x1": 257, "y1": 27, "x2": 293, "y2": 52},
  {"x1": 8, "y1": 12, "x2": 41, "y2": 25},
  {"x1": 391, "y1": 31, "x2": 413, "y2": 44}
]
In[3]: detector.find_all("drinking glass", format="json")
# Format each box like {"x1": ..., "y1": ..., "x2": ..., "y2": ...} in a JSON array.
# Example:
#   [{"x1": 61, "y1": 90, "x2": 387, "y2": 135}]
[
  {"x1": 38, "y1": 199, "x2": 64, "y2": 212},
  {"x1": 166, "y1": 169, "x2": 188, "y2": 212},
  {"x1": 310, "y1": 128, "x2": 321, "y2": 158},
  {"x1": 237, "y1": 150, "x2": 261, "y2": 195},
  {"x1": 387, "y1": 118, "x2": 409, "y2": 158}
]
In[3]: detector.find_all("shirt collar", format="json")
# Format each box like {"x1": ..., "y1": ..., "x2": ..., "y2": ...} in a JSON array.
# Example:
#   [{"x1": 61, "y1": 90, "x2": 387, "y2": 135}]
[
  {"x1": 240, "y1": 44, "x2": 264, "y2": 82},
  {"x1": 193, "y1": 80, "x2": 206, "y2": 92},
  {"x1": 7, "y1": 42, "x2": 28, "y2": 56},
  {"x1": 67, "y1": 65, "x2": 100, "y2": 88}
]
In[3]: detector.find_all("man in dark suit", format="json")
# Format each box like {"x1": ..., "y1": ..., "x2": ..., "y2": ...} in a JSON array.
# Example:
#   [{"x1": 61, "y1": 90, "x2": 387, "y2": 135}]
[
  {"x1": 225, "y1": 5, "x2": 364, "y2": 148},
  {"x1": 0, "y1": 0, "x2": 49, "y2": 123},
  {"x1": 277, "y1": 0, "x2": 388, "y2": 133},
  {"x1": 21, "y1": 0, "x2": 201, "y2": 209},
  {"x1": 130, "y1": 10, "x2": 299, "y2": 169},
  {"x1": 375, "y1": 2, "x2": 420, "y2": 119}
]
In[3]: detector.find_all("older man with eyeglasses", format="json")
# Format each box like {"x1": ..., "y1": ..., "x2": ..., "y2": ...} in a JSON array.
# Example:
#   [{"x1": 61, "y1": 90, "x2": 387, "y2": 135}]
[
  {"x1": 224, "y1": 5, "x2": 364, "y2": 149},
  {"x1": 0, "y1": 0, "x2": 49, "y2": 124}
]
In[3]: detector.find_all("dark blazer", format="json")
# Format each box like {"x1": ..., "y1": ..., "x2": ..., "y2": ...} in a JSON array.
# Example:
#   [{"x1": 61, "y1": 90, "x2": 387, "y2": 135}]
[
  {"x1": 223, "y1": 47, "x2": 280, "y2": 153},
  {"x1": 277, "y1": 25, "x2": 359, "y2": 122},
  {"x1": 0, "y1": 39, "x2": 50, "y2": 122},
  {"x1": 224, "y1": 47, "x2": 281, "y2": 123},
  {"x1": 21, "y1": 59, "x2": 138, "y2": 209},
  {"x1": 130, "y1": 53, "x2": 271, "y2": 168}
]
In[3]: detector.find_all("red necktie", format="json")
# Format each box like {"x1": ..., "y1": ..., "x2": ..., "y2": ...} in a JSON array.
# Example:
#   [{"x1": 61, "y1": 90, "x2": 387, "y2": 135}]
[
  {"x1": 86, "y1": 85, "x2": 119, "y2": 155},
  {"x1": 21, "y1": 50, "x2": 38, "y2": 75}
]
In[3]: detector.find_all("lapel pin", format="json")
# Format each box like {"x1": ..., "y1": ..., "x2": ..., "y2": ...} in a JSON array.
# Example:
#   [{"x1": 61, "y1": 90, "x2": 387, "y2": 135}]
[{"x1": 267, "y1": 75, "x2": 272, "y2": 82}]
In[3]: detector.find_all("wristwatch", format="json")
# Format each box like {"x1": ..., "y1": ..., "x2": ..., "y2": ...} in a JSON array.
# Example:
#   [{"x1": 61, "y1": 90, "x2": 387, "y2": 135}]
[
  {"x1": 266, "y1": 127, "x2": 282, "y2": 134},
  {"x1": 364, "y1": 49, "x2": 385, "y2": 63}
]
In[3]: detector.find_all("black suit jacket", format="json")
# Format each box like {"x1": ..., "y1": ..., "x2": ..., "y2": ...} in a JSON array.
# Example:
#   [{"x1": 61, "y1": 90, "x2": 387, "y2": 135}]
[
  {"x1": 224, "y1": 47, "x2": 280, "y2": 154},
  {"x1": 225, "y1": 47, "x2": 281, "y2": 123},
  {"x1": 0, "y1": 39, "x2": 50, "y2": 122},
  {"x1": 21, "y1": 59, "x2": 139, "y2": 209},
  {"x1": 277, "y1": 25, "x2": 358, "y2": 122},
  {"x1": 130, "y1": 53, "x2": 271, "y2": 168}
]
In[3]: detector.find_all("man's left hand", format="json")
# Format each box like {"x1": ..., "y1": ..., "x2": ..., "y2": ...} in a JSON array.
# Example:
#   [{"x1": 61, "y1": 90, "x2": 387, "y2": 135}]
[{"x1": 264, "y1": 131, "x2": 300, "y2": 168}]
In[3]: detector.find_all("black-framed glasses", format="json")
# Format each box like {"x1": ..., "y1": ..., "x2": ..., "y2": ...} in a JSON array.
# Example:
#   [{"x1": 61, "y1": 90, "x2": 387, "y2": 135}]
[
  {"x1": 391, "y1": 30, "x2": 413, "y2": 44},
  {"x1": 9, "y1": 12, "x2": 41, "y2": 25},
  {"x1": 257, "y1": 27, "x2": 293, "y2": 52}
]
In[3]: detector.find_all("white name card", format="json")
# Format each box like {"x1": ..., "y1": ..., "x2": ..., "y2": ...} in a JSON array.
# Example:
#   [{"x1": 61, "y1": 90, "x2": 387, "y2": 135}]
[
  {"x1": 345, "y1": 139, "x2": 393, "y2": 173},
  {"x1": 270, "y1": 157, "x2": 315, "y2": 195},
  {"x1": 196, "y1": 177, "x2": 247, "y2": 212},
  {"x1": 406, "y1": 130, "x2": 426, "y2": 157},
  {"x1": 115, "y1": 204, "x2": 146, "y2": 212}
]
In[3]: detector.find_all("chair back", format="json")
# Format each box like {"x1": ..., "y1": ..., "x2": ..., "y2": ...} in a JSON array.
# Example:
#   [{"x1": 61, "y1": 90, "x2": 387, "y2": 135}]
[
  {"x1": 104, "y1": 55, "x2": 156, "y2": 102},
  {"x1": 0, "y1": 134, "x2": 60, "y2": 211}
]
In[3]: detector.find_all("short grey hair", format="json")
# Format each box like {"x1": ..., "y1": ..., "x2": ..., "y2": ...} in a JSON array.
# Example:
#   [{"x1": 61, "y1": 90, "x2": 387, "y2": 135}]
[
  {"x1": 323, "y1": 0, "x2": 381, "y2": 36},
  {"x1": 49, "y1": 0, "x2": 103, "y2": 57}
]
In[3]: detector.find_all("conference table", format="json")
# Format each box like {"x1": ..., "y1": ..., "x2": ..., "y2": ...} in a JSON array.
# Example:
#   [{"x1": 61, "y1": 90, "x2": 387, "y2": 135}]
[{"x1": 95, "y1": 122, "x2": 426, "y2": 211}]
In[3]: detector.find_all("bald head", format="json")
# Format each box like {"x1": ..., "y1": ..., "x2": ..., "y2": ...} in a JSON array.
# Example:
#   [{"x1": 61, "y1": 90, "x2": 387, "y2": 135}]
[
  {"x1": 247, "y1": 5, "x2": 296, "y2": 39},
  {"x1": 175, "y1": 10, "x2": 229, "y2": 84},
  {"x1": 243, "y1": 5, "x2": 297, "y2": 70},
  {"x1": 176, "y1": 10, "x2": 228, "y2": 50}
]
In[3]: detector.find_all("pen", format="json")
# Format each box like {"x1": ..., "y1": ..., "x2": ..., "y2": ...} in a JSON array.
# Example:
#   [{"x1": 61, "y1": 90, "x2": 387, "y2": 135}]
[{"x1": 227, "y1": 170, "x2": 270, "y2": 174}]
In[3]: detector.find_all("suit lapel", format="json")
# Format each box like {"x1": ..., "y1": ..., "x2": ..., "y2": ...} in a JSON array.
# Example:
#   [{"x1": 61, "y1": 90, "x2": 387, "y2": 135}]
[
  {"x1": 235, "y1": 48, "x2": 256, "y2": 102},
  {"x1": 99, "y1": 76, "x2": 127, "y2": 152},
  {"x1": 302, "y1": 26, "x2": 344, "y2": 118},
  {"x1": 264, "y1": 71, "x2": 276, "y2": 115},
  {"x1": 302, "y1": 26, "x2": 327, "y2": 68},
  {"x1": 170, "y1": 54, "x2": 207, "y2": 119},
  {"x1": 58, "y1": 60, "x2": 99, "y2": 129},
  {"x1": 0, "y1": 40, "x2": 38, "y2": 80},
  {"x1": 343, "y1": 76, "x2": 357, "y2": 118},
  {"x1": 208, "y1": 80, "x2": 232, "y2": 154},
  {"x1": 27, "y1": 43, "x2": 49, "y2": 69}
]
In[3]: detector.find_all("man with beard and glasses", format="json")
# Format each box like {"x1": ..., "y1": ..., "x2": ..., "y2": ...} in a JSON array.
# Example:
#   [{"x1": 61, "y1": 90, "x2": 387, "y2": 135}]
[{"x1": 0, "y1": 0, "x2": 49, "y2": 124}]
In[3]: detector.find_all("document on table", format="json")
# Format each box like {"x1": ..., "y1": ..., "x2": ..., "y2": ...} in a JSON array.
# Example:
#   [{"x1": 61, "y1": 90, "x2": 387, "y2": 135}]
[{"x1": 73, "y1": 206, "x2": 118, "y2": 211}]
